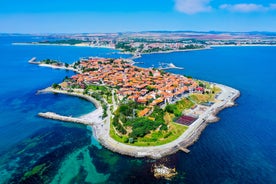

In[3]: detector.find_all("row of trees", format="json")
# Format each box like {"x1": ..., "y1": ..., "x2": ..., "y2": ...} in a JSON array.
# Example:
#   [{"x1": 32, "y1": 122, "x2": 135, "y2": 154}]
[
  {"x1": 179, "y1": 44, "x2": 205, "y2": 50},
  {"x1": 42, "y1": 59, "x2": 69, "y2": 68},
  {"x1": 40, "y1": 39, "x2": 88, "y2": 45}
]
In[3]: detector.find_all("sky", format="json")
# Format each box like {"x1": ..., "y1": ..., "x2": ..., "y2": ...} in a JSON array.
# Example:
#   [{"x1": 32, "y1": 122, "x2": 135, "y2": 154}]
[{"x1": 0, "y1": 0, "x2": 276, "y2": 33}]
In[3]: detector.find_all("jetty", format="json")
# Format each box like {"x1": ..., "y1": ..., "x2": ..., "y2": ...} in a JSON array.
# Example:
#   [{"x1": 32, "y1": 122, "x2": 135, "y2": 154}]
[
  {"x1": 38, "y1": 112, "x2": 93, "y2": 125},
  {"x1": 177, "y1": 145, "x2": 190, "y2": 153},
  {"x1": 28, "y1": 57, "x2": 38, "y2": 64}
]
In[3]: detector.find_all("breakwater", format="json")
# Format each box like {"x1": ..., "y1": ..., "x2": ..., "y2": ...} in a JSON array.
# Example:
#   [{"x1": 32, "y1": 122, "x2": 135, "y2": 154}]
[{"x1": 38, "y1": 112, "x2": 93, "y2": 125}]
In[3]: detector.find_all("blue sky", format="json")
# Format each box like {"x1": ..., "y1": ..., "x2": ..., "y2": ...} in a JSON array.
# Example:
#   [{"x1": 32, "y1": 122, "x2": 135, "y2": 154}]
[{"x1": 0, "y1": 0, "x2": 276, "y2": 33}]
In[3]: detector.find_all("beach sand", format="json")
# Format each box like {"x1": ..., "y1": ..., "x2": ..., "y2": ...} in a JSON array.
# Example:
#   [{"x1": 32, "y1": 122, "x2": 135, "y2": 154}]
[{"x1": 79, "y1": 107, "x2": 103, "y2": 124}]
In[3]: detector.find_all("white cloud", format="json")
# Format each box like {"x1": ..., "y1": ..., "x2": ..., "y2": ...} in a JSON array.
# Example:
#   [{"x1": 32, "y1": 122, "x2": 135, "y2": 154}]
[
  {"x1": 174, "y1": 0, "x2": 212, "y2": 14},
  {"x1": 269, "y1": 4, "x2": 276, "y2": 10},
  {"x1": 220, "y1": 3, "x2": 276, "y2": 13}
]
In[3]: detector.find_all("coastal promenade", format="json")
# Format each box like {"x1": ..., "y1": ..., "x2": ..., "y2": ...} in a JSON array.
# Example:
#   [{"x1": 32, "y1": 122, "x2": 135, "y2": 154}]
[
  {"x1": 37, "y1": 84, "x2": 240, "y2": 159},
  {"x1": 95, "y1": 84, "x2": 240, "y2": 159}
]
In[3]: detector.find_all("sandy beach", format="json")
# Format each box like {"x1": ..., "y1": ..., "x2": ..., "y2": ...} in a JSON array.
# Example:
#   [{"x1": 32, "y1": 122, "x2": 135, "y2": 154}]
[
  {"x1": 79, "y1": 107, "x2": 103, "y2": 124},
  {"x1": 13, "y1": 42, "x2": 115, "y2": 49}
]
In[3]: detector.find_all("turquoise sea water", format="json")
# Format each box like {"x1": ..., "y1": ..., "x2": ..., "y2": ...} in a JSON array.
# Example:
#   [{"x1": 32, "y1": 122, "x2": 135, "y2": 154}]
[{"x1": 0, "y1": 36, "x2": 275, "y2": 183}]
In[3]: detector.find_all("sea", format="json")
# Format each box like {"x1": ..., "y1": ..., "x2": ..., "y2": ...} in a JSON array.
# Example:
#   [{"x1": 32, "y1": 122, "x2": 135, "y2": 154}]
[{"x1": 0, "y1": 35, "x2": 275, "y2": 184}]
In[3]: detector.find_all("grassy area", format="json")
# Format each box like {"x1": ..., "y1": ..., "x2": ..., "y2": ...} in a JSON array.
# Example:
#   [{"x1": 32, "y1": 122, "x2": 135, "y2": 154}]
[
  {"x1": 213, "y1": 86, "x2": 222, "y2": 93},
  {"x1": 110, "y1": 121, "x2": 188, "y2": 146},
  {"x1": 165, "y1": 98, "x2": 194, "y2": 117},
  {"x1": 189, "y1": 93, "x2": 215, "y2": 104},
  {"x1": 85, "y1": 85, "x2": 113, "y2": 104},
  {"x1": 86, "y1": 85, "x2": 107, "y2": 91},
  {"x1": 134, "y1": 123, "x2": 188, "y2": 146},
  {"x1": 110, "y1": 123, "x2": 127, "y2": 143}
]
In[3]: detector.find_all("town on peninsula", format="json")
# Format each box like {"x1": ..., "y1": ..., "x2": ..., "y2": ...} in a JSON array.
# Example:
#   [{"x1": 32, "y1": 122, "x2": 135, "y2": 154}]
[{"x1": 29, "y1": 48, "x2": 240, "y2": 160}]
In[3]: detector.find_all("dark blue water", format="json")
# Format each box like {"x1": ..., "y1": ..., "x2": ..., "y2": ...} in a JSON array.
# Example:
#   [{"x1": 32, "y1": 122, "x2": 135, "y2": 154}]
[
  {"x1": 135, "y1": 47, "x2": 276, "y2": 183},
  {"x1": 0, "y1": 36, "x2": 275, "y2": 183}
]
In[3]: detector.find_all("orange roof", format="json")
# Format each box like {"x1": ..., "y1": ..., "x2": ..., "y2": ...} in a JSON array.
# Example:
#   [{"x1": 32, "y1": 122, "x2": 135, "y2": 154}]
[
  {"x1": 137, "y1": 97, "x2": 147, "y2": 103},
  {"x1": 138, "y1": 108, "x2": 150, "y2": 117}
]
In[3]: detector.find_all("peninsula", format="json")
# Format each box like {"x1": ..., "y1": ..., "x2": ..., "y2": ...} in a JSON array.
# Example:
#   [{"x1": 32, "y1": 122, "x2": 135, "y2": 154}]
[{"x1": 31, "y1": 57, "x2": 240, "y2": 159}]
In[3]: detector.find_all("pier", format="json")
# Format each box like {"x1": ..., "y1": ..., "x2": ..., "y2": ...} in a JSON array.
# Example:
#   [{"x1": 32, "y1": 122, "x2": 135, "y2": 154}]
[
  {"x1": 177, "y1": 145, "x2": 190, "y2": 153},
  {"x1": 38, "y1": 112, "x2": 94, "y2": 125}
]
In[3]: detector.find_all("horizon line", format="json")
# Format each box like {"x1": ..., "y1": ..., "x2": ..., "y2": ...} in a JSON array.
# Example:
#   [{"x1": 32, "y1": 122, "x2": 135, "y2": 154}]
[{"x1": 1, "y1": 30, "x2": 276, "y2": 35}]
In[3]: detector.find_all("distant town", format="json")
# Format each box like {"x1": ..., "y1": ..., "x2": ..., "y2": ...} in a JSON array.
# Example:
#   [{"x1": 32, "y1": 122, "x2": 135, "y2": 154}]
[{"x1": 17, "y1": 31, "x2": 276, "y2": 54}]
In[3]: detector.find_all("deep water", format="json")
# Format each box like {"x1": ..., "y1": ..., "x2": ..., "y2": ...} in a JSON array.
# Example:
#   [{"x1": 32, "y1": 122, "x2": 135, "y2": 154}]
[{"x1": 0, "y1": 36, "x2": 275, "y2": 184}]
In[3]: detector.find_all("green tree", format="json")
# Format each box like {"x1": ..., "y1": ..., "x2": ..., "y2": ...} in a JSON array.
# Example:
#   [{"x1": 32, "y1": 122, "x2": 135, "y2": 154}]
[{"x1": 52, "y1": 83, "x2": 60, "y2": 89}]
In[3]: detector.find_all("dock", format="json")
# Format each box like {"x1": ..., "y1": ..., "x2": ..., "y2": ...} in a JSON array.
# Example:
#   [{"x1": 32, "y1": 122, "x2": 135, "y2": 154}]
[{"x1": 177, "y1": 145, "x2": 190, "y2": 153}]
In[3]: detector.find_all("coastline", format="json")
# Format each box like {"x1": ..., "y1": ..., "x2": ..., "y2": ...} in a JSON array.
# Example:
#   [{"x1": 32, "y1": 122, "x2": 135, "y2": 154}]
[
  {"x1": 28, "y1": 58, "x2": 80, "y2": 73},
  {"x1": 37, "y1": 88, "x2": 103, "y2": 125},
  {"x1": 30, "y1": 53, "x2": 240, "y2": 159},
  {"x1": 210, "y1": 44, "x2": 276, "y2": 47},
  {"x1": 37, "y1": 87, "x2": 101, "y2": 109},
  {"x1": 14, "y1": 42, "x2": 276, "y2": 50},
  {"x1": 12, "y1": 42, "x2": 116, "y2": 49},
  {"x1": 36, "y1": 83, "x2": 240, "y2": 159},
  {"x1": 36, "y1": 63, "x2": 79, "y2": 73},
  {"x1": 138, "y1": 47, "x2": 211, "y2": 55}
]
